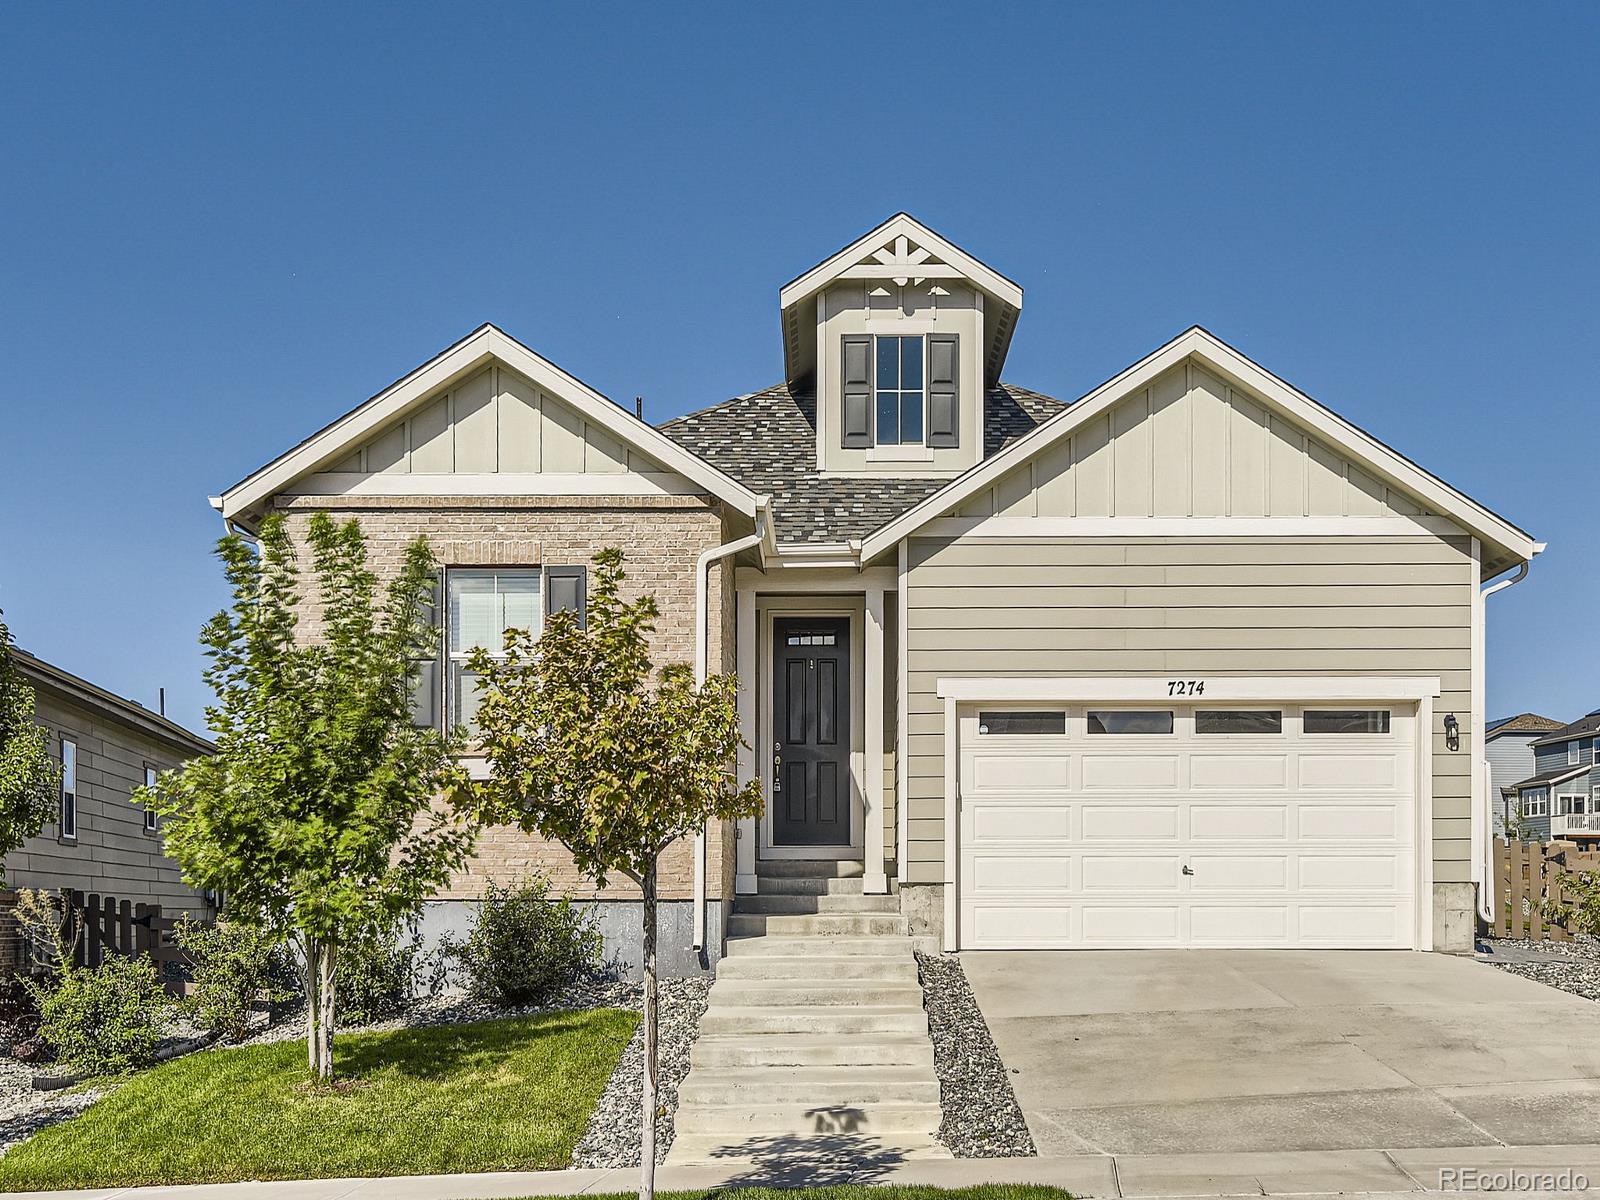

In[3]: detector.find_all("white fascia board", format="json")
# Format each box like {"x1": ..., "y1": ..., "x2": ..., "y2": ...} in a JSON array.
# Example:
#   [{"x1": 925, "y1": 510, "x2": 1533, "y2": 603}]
[
  {"x1": 860, "y1": 327, "x2": 1540, "y2": 564},
  {"x1": 778, "y1": 213, "x2": 1023, "y2": 312},
  {"x1": 935, "y1": 676, "x2": 1443, "y2": 703},
  {"x1": 218, "y1": 324, "x2": 761, "y2": 522}
]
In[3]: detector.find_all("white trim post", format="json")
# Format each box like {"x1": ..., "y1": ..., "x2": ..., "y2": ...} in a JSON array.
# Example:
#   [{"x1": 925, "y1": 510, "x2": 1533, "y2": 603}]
[
  {"x1": 735, "y1": 586, "x2": 758, "y2": 894},
  {"x1": 864, "y1": 587, "x2": 888, "y2": 894}
]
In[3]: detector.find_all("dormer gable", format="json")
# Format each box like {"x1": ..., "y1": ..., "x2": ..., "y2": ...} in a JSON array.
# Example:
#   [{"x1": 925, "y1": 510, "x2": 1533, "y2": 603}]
[{"x1": 780, "y1": 215, "x2": 1023, "y2": 478}]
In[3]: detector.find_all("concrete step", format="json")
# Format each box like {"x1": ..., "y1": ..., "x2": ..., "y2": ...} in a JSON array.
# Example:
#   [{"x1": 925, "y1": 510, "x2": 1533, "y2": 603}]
[
  {"x1": 734, "y1": 893, "x2": 900, "y2": 915},
  {"x1": 698, "y1": 1005, "x2": 929, "y2": 1037},
  {"x1": 665, "y1": 1131, "x2": 950, "y2": 1165},
  {"x1": 722, "y1": 934, "x2": 914, "y2": 957},
  {"x1": 709, "y1": 979, "x2": 925, "y2": 1007},
  {"x1": 678, "y1": 1067, "x2": 941, "y2": 1109},
  {"x1": 716, "y1": 954, "x2": 920, "y2": 982},
  {"x1": 727, "y1": 912, "x2": 908, "y2": 937},
  {"x1": 690, "y1": 1033, "x2": 935, "y2": 1069},
  {"x1": 754, "y1": 875, "x2": 865, "y2": 896},
  {"x1": 673, "y1": 1100, "x2": 944, "y2": 1136},
  {"x1": 755, "y1": 859, "x2": 865, "y2": 879}
]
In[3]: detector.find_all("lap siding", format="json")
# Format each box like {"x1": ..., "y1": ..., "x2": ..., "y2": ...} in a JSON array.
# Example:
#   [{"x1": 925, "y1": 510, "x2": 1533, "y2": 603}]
[{"x1": 903, "y1": 534, "x2": 1477, "y2": 886}]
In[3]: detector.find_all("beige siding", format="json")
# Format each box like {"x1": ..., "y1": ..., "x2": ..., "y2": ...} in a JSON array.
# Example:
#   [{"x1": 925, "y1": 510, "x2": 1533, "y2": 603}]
[
  {"x1": 959, "y1": 362, "x2": 1434, "y2": 521},
  {"x1": 903, "y1": 534, "x2": 1476, "y2": 886},
  {"x1": 4, "y1": 692, "x2": 211, "y2": 915},
  {"x1": 308, "y1": 364, "x2": 667, "y2": 482}
]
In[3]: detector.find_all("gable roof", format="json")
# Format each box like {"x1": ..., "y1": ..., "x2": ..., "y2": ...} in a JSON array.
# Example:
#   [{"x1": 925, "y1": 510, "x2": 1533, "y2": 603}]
[
  {"x1": 216, "y1": 324, "x2": 765, "y2": 530},
  {"x1": 778, "y1": 213, "x2": 1024, "y2": 388},
  {"x1": 1513, "y1": 763, "x2": 1591, "y2": 791},
  {"x1": 1487, "y1": 713, "x2": 1567, "y2": 739},
  {"x1": 859, "y1": 326, "x2": 1543, "y2": 575},
  {"x1": 1533, "y1": 710, "x2": 1600, "y2": 748},
  {"x1": 660, "y1": 382, "x2": 1064, "y2": 545}
]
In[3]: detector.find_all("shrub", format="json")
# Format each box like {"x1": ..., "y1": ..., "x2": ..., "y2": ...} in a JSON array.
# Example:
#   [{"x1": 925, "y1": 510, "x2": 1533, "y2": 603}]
[
  {"x1": 176, "y1": 919, "x2": 291, "y2": 1043},
  {"x1": 31, "y1": 954, "x2": 170, "y2": 1075},
  {"x1": 338, "y1": 921, "x2": 435, "y2": 1026},
  {"x1": 458, "y1": 876, "x2": 602, "y2": 1006},
  {"x1": 1544, "y1": 869, "x2": 1600, "y2": 935}
]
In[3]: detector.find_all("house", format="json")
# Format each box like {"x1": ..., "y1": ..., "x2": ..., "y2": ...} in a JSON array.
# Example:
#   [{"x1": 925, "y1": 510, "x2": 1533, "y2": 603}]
[
  {"x1": 1486, "y1": 712, "x2": 1565, "y2": 836},
  {"x1": 4, "y1": 649, "x2": 215, "y2": 919},
  {"x1": 1508, "y1": 711, "x2": 1600, "y2": 842},
  {"x1": 214, "y1": 213, "x2": 1542, "y2": 969}
]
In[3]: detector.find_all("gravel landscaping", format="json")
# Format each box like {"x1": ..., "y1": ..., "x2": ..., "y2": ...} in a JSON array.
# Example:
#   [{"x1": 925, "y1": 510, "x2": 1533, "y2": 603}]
[
  {"x1": 570, "y1": 976, "x2": 711, "y2": 1167},
  {"x1": 1482, "y1": 933, "x2": 1600, "y2": 1001},
  {"x1": 916, "y1": 952, "x2": 1034, "y2": 1158}
]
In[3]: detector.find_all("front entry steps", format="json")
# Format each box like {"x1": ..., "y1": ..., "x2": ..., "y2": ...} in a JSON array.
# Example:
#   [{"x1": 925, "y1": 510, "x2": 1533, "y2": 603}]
[{"x1": 667, "y1": 860, "x2": 948, "y2": 1166}]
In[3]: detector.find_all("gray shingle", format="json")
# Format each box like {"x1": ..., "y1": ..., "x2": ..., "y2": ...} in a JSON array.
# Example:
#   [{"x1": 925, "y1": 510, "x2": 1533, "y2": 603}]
[{"x1": 660, "y1": 382, "x2": 1066, "y2": 544}]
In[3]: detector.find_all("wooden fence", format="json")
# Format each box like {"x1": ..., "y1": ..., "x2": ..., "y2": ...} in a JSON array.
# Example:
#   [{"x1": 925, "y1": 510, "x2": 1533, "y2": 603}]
[
  {"x1": 59, "y1": 890, "x2": 193, "y2": 994},
  {"x1": 1495, "y1": 838, "x2": 1600, "y2": 941}
]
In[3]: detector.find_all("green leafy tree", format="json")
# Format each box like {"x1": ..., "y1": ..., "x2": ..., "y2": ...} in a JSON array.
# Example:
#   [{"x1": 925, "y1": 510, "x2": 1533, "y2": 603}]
[
  {"x1": 0, "y1": 610, "x2": 58, "y2": 875},
  {"x1": 467, "y1": 549, "x2": 760, "y2": 1200},
  {"x1": 139, "y1": 512, "x2": 476, "y2": 1079}
]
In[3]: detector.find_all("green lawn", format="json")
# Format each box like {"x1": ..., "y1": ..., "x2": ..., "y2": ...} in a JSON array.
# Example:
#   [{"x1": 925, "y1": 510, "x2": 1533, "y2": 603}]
[
  {"x1": 0, "y1": 1009, "x2": 638, "y2": 1190},
  {"x1": 533, "y1": 1190, "x2": 1070, "y2": 1200}
]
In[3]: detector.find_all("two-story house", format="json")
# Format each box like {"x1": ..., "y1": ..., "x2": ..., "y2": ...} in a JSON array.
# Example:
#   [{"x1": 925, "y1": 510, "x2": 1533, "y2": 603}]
[
  {"x1": 1509, "y1": 711, "x2": 1600, "y2": 842},
  {"x1": 1486, "y1": 713, "x2": 1565, "y2": 835},
  {"x1": 215, "y1": 213, "x2": 1541, "y2": 970}
]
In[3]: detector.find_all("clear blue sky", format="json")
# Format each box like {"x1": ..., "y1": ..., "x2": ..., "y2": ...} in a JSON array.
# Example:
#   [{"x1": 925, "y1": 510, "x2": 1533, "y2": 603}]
[{"x1": 2, "y1": 4, "x2": 1596, "y2": 734}]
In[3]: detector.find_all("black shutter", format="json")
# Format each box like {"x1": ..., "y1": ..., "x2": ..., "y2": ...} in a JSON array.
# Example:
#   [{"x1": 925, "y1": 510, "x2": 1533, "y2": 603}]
[
  {"x1": 928, "y1": 335, "x2": 959, "y2": 448},
  {"x1": 841, "y1": 335, "x2": 873, "y2": 448},
  {"x1": 410, "y1": 572, "x2": 442, "y2": 729},
  {"x1": 544, "y1": 565, "x2": 588, "y2": 629}
]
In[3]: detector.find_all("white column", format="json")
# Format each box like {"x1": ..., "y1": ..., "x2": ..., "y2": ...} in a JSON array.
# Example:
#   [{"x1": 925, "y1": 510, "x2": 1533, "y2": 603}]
[
  {"x1": 864, "y1": 587, "x2": 888, "y2": 895},
  {"x1": 735, "y1": 587, "x2": 759, "y2": 894}
]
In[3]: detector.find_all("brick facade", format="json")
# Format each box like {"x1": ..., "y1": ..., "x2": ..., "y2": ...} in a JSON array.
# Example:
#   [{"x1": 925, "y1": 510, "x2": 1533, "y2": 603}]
[{"x1": 274, "y1": 493, "x2": 735, "y2": 904}]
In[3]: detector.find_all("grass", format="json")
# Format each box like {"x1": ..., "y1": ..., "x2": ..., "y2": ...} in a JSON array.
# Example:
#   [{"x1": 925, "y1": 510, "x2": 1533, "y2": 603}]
[
  {"x1": 526, "y1": 1190, "x2": 1071, "y2": 1200},
  {"x1": 0, "y1": 1008, "x2": 638, "y2": 1190}
]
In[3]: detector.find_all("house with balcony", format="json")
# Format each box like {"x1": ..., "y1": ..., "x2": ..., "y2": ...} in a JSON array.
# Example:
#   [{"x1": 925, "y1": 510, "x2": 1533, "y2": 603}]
[
  {"x1": 1508, "y1": 710, "x2": 1600, "y2": 841},
  {"x1": 1487, "y1": 712, "x2": 1565, "y2": 835}
]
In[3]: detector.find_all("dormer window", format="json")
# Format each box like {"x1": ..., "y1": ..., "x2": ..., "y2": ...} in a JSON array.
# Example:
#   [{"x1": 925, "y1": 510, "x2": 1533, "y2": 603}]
[{"x1": 841, "y1": 332, "x2": 960, "y2": 451}]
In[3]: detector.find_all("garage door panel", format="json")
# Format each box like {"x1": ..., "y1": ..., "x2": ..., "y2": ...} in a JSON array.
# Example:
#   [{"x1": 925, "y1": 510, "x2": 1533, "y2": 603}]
[
  {"x1": 958, "y1": 701, "x2": 1418, "y2": 950},
  {"x1": 1081, "y1": 804, "x2": 1181, "y2": 840}
]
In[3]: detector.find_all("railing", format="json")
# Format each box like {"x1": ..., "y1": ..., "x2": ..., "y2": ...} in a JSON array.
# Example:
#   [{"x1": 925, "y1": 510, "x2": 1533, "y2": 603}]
[
  {"x1": 1496, "y1": 838, "x2": 1600, "y2": 941},
  {"x1": 1551, "y1": 811, "x2": 1600, "y2": 837}
]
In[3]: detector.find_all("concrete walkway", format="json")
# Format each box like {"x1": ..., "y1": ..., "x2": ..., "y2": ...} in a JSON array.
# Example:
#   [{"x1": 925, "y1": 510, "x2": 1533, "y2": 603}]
[{"x1": 9, "y1": 1143, "x2": 1600, "y2": 1199}]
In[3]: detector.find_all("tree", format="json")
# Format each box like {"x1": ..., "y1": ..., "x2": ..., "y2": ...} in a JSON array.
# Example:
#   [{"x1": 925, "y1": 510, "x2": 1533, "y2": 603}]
[
  {"x1": 467, "y1": 549, "x2": 760, "y2": 1200},
  {"x1": 0, "y1": 609, "x2": 58, "y2": 877},
  {"x1": 139, "y1": 512, "x2": 476, "y2": 1080}
]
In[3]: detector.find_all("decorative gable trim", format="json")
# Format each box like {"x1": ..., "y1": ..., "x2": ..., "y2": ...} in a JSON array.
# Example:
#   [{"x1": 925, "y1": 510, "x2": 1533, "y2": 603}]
[
  {"x1": 859, "y1": 326, "x2": 1542, "y2": 573},
  {"x1": 217, "y1": 325, "x2": 763, "y2": 528}
]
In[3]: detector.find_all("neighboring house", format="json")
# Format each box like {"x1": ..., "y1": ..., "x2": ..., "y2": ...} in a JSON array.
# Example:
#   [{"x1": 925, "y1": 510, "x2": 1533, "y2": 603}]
[
  {"x1": 1486, "y1": 713, "x2": 1566, "y2": 835},
  {"x1": 214, "y1": 213, "x2": 1542, "y2": 964},
  {"x1": 1508, "y1": 710, "x2": 1600, "y2": 843},
  {"x1": 4, "y1": 649, "x2": 215, "y2": 916}
]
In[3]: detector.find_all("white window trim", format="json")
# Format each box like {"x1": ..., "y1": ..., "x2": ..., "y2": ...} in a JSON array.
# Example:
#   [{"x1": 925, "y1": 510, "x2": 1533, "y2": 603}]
[
  {"x1": 872, "y1": 333, "x2": 927, "y2": 449},
  {"x1": 143, "y1": 765, "x2": 159, "y2": 833},
  {"x1": 445, "y1": 567, "x2": 543, "y2": 732},
  {"x1": 60, "y1": 739, "x2": 77, "y2": 841},
  {"x1": 1570, "y1": 741, "x2": 1581, "y2": 765}
]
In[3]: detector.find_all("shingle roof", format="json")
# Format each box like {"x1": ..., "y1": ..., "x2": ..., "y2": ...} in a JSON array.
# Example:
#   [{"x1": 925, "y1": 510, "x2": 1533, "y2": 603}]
[
  {"x1": 1487, "y1": 713, "x2": 1568, "y2": 738},
  {"x1": 1511, "y1": 763, "x2": 1591, "y2": 791},
  {"x1": 1533, "y1": 710, "x2": 1600, "y2": 748},
  {"x1": 659, "y1": 382, "x2": 1066, "y2": 544}
]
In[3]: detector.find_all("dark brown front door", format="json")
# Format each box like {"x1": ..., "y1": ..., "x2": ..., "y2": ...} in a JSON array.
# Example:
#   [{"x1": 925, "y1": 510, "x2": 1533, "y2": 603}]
[{"x1": 772, "y1": 617, "x2": 851, "y2": 846}]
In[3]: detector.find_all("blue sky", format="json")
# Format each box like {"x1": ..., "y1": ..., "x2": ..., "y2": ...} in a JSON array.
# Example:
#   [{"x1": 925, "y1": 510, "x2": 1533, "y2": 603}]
[{"x1": 1, "y1": 4, "x2": 1596, "y2": 733}]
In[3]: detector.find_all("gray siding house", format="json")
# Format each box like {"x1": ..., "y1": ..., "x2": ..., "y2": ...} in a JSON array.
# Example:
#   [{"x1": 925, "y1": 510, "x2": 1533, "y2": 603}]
[
  {"x1": 1508, "y1": 711, "x2": 1600, "y2": 842},
  {"x1": 1487, "y1": 713, "x2": 1565, "y2": 835},
  {"x1": 4, "y1": 650, "x2": 215, "y2": 915}
]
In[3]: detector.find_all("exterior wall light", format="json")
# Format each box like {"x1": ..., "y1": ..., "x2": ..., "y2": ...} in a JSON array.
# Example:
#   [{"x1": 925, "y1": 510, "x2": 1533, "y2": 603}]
[{"x1": 1444, "y1": 713, "x2": 1460, "y2": 752}]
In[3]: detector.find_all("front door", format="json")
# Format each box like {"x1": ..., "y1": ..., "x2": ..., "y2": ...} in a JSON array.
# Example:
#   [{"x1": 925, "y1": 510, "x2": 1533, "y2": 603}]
[{"x1": 772, "y1": 617, "x2": 851, "y2": 846}]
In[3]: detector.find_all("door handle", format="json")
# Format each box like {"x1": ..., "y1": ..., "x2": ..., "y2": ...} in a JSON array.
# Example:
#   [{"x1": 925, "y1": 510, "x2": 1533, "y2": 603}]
[{"x1": 1181, "y1": 864, "x2": 1194, "y2": 876}]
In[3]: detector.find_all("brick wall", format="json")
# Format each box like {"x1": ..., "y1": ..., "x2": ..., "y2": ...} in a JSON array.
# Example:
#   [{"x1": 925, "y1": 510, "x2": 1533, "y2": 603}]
[{"x1": 274, "y1": 493, "x2": 735, "y2": 903}]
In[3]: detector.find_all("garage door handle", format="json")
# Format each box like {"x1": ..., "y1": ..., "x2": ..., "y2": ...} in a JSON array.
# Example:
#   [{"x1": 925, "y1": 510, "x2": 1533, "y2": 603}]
[{"x1": 1182, "y1": 865, "x2": 1194, "y2": 876}]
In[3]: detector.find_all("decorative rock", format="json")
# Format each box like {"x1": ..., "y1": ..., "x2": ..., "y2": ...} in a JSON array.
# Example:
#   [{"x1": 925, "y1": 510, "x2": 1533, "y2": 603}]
[
  {"x1": 1484, "y1": 934, "x2": 1600, "y2": 1001},
  {"x1": 916, "y1": 952, "x2": 1035, "y2": 1158}
]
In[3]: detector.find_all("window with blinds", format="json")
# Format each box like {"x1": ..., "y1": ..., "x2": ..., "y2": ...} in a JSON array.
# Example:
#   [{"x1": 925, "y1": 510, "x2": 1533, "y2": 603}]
[{"x1": 447, "y1": 569, "x2": 542, "y2": 734}]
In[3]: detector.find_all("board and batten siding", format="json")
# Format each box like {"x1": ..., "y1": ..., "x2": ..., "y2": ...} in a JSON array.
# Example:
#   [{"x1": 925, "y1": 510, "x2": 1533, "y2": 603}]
[{"x1": 903, "y1": 534, "x2": 1476, "y2": 885}]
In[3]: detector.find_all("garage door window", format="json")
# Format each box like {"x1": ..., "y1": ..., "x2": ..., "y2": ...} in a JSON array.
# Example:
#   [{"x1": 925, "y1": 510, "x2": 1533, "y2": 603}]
[
  {"x1": 1304, "y1": 709, "x2": 1391, "y2": 734},
  {"x1": 977, "y1": 710, "x2": 1066, "y2": 736},
  {"x1": 1195, "y1": 710, "x2": 1283, "y2": 735},
  {"x1": 1087, "y1": 710, "x2": 1173, "y2": 735}
]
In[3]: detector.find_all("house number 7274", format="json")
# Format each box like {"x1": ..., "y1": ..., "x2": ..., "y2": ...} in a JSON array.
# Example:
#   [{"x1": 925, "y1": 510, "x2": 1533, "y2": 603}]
[{"x1": 1167, "y1": 679, "x2": 1205, "y2": 696}]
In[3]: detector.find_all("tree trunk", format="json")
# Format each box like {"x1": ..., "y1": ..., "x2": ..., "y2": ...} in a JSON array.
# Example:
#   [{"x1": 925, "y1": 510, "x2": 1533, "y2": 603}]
[
  {"x1": 305, "y1": 936, "x2": 338, "y2": 1081},
  {"x1": 639, "y1": 859, "x2": 658, "y2": 1200}
]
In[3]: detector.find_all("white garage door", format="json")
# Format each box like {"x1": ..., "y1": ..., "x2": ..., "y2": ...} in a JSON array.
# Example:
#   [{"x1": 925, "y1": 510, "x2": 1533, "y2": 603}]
[{"x1": 958, "y1": 703, "x2": 1418, "y2": 949}]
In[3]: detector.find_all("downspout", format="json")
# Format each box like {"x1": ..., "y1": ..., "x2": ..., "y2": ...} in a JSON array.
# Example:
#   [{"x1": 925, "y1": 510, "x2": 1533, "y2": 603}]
[
  {"x1": 692, "y1": 502, "x2": 770, "y2": 953},
  {"x1": 1477, "y1": 558, "x2": 1534, "y2": 924}
]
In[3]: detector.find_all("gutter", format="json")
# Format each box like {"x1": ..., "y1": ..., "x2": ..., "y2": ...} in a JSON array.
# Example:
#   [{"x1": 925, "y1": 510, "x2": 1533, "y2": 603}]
[
  {"x1": 1476, "y1": 558, "x2": 1534, "y2": 925},
  {"x1": 691, "y1": 501, "x2": 771, "y2": 953}
]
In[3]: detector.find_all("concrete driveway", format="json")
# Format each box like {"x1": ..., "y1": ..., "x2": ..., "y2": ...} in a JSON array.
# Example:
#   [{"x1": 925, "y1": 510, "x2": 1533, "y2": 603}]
[{"x1": 963, "y1": 949, "x2": 1600, "y2": 1157}]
